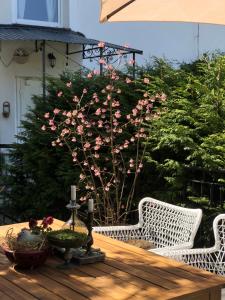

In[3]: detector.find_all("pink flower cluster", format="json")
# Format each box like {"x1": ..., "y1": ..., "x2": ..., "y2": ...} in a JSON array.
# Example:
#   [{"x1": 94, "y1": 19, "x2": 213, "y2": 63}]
[{"x1": 41, "y1": 57, "x2": 165, "y2": 224}]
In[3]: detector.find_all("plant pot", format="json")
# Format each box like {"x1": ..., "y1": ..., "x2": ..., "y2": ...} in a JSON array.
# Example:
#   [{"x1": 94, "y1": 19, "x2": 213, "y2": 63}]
[
  {"x1": 13, "y1": 55, "x2": 29, "y2": 64},
  {"x1": 47, "y1": 229, "x2": 88, "y2": 249},
  {"x1": 2, "y1": 245, "x2": 49, "y2": 269}
]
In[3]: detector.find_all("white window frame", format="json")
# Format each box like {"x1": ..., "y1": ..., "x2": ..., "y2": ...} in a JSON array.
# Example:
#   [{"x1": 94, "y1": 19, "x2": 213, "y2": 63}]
[{"x1": 13, "y1": 0, "x2": 62, "y2": 27}]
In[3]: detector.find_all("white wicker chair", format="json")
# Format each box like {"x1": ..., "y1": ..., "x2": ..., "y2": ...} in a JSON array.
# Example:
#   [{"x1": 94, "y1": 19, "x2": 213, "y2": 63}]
[
  {"x1": 160, "y1": 214, "x2": 225, "y2": 275},
  {"x1": 93, "y1": 197, "x2": 202, "y2": 253}
]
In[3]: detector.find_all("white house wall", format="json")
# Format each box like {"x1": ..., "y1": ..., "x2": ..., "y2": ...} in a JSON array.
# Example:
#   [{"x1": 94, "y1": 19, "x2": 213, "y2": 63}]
[
  {"x1": 70, "y1": 0, "x2": 225, "y2": 65},
  {"x1": 0, "y1": 40, "x2": 82, "y2": 144}
]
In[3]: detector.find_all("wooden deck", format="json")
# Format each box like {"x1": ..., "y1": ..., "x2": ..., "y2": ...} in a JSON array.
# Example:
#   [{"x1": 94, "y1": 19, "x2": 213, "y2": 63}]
[{"x1": 0, "y1": 219, "x2": 225, "y2": 300}]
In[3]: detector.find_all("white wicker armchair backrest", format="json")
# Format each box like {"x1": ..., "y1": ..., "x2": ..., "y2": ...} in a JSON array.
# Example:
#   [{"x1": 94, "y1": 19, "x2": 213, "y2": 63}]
[
  {"x1": 138, "y1": 197, "x2": 202, "y2": 248},
  {"x1": 213, "y1": 214, "x2": 225, "y2": 251}
]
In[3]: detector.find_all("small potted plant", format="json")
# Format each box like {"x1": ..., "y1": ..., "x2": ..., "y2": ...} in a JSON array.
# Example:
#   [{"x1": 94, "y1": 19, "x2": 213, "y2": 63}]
[
  {"x1": 1, "y1": 216, "x2": 53, "y2": 269},
  {"x1": 13, "y1": 48, "x2": 29, "y2": 64},
  {"x1": 47, "y1": 229, "x2": 87, "y2": 249},
  {"x1": 47, "y1": 229, "x2": 88, "y2": 266}
]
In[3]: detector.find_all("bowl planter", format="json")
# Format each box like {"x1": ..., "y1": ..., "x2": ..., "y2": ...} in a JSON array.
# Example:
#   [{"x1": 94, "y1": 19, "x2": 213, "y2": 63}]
[
  {"x1": 2, "y1": 244, "x2": 49, "y2": 269},
  {"x1": 47, "y1": 229, "x2": 88, "y2": 249}
]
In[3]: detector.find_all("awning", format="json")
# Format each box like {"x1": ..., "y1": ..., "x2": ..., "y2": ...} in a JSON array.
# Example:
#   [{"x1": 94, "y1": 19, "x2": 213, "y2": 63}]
[
  {"x1": 0, "y1": 24, "x2": 143, "y2": 57},
  {"x1": 100, "y1": 0, "x2": 225, "y2": 25}
]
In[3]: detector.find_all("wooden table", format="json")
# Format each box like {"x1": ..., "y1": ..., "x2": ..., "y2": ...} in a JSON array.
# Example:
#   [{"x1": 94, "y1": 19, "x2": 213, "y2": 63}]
[{"x1": 0, "y1": 219, "x2": 225, "y2": 300}]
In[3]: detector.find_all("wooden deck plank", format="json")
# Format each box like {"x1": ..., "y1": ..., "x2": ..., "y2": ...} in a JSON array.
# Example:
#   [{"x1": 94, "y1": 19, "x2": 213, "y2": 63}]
[
  {"x1": 0, "y1": 291, "x2": 13, "y2": 300},
  {"x1": 42, "y1": 263, "x2": 139, "y2": 300},
  {"x1": 0, "y1": 267, "x2": 63, "y2": 300},
  {"x1": 0, "y1": 275, "x2": 37, "y2": 300}
]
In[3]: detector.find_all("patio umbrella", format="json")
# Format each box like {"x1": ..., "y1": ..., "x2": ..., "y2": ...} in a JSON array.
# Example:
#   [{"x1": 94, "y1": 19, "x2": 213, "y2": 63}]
[{"x1": 100, "y1": 0, "x2": 225, "y2": 25}]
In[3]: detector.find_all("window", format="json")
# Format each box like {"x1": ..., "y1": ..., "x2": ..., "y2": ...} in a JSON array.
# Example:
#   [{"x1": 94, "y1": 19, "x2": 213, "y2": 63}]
[{"x1": 16, "y1": 0, "x2": 60, "y2": 26}]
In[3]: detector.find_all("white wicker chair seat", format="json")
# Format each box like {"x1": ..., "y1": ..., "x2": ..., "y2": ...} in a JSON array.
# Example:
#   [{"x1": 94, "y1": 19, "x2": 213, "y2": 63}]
[
  {"x1": 160, "y1": 214, "x2": 225, "y2": 275},
  {"x1": 93, "y1": 197, "x2": 202, "y2": 252}
]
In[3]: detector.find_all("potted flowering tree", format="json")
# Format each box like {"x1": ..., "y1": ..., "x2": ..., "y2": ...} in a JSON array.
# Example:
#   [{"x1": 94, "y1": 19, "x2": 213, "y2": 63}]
[
  {"x1": 41, "y1": 54, "x2": 164, "y2": 225},
  {"x1": 1, "y1": 216, "x2": 53, "y2": 269}
]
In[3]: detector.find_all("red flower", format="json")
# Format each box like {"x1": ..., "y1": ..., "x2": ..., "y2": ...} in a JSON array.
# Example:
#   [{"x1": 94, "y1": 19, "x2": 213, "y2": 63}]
[
  {"x1": 41, "y1": 218, "x2": 48, "y2": 229},
  {"x1": 46, "y1": 216, "x2": 54, "y2": 225}
]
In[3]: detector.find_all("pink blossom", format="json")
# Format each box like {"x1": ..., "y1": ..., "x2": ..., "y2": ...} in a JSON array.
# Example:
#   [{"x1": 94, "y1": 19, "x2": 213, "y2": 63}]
[
  {"x1": 65, "y1": 118, "x2": 71, "y2": 125},
  {"x1": 95, "y1": 108, "x2": 101, "y2": 116},
  {"x1": 143, "y1": 77, "x2": 150, "y2": 84},
  {"x1": 73, "y1": 96, "x2": 79, "y2": 103},
  {"x1": 53, "y1": 108, "x2": 60, "y2": 115},
  {"x1": 130, "y1": 137, "x2": 135, "y2": 142},
  {"x1": 72, "y1": 151, "x2": 77, "y2": 157},
  {"x1": 66, "y1": 81, "x2": 72, "y2": 88},
  {"x1": 77, "y1": 112, "x2": 84, "y2": 119},
  {"x1": 94, "y1": 153, "x2": 100, "y2": 159},
  {"x1": 126, "y1": 77, "x2": 132, "y2": 84},
  {"x1": 117, "y1": 89, "x2": 121, "y2": 94},
  {"x1": 71, "y1": 137, "x2": 76, "y2": 142},
  {"x1": 41, "y1": 125, "x2": 46, "y2": 131},
  {"x1": 99, "y1": 58, "x2": 106, "y2": 64},
  {"x1": 143, "y1": 92, "x2": 148, "y2": 98},
  {"x1": 127, "y1": 170, "x2": 131, "y2": 174},
  {"x1": 94, "y1": 145, "x2": 100, "y2": 151},
  {"x1": 83, "y1": 161, "x2": 88, "y2": 166},
  {"x1": 51, "y1": 126, "x2": 56, "y2": 131},
  {"x1": 115, "y1": 110, "x2": 121, "y2": 119},
  {"x1": 94, "y1": 168, "x2": 100, "y2": 177},
  {"x1": 49, "y1": 119, "x2": 54, "y2": 126},
  {"x1": 87, "y1": 72, "x2": 93, "y2": 78},
  {"x1": 95, "y1": 136, "x2": 103, "y2": 145},
  {"x1": 126, "y1": 114, "x2": 131, "y2": 120},
  {"x1": 52, "y1": 141, "x2": 56, "y2": 146},
  {"x1": 129, "y1": 59, "x2": 135, "y2": 65},
  {"x1": 77, "y1": 125, "x2": 84, "y2": 135},
  {"x1": 132, "y1": 108, "x2": 138, "y2": 116},
  {"x1": 80, "y1": 174, "x2": 85, "y2": 180},
  {"x1": 61, "y1": 128, "x2": 70, "y2": 136},
  {"x1": 98, "y1": 41, "x2": 105, "y2": 48},
  {"x1": 72, "y1": 110, "x2": 78, "y2": 116},
  {"x1": 93, "y1": 69, "x2": 100, "y2": 75},
  {"x1": 98, "y1": 120, "x2": 103, "y2": 128},
  {"x1": 44, "y1": 112, "x2": 50, "y2": 119},
  {"x1": 57, "y1": 91, "x2": 63, "y2": 97},
  {"x1": 84, "y1": 142, "x2": 91, "y2": 149}
]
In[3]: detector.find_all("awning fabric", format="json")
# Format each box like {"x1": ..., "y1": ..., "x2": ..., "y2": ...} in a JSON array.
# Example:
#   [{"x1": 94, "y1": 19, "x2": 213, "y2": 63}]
[
  {"x1": 100, "y1": 0, "x2": 225, "y2": 25},
  {"x1": 0, "y1": 24, "x2": 142, "y2": 54}
]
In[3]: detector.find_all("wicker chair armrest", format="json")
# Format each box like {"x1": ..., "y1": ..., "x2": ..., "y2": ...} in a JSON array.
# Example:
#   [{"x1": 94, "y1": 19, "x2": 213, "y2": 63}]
[
  {"x1": 153, "y1": 246, "x2": 217, "y2": 258},
  {"x1": 150, "y1": 242, "x2": 194, "y2": 255},
  {"x1": 93, "y1": 224, "x2": 141, "y2": 241}
]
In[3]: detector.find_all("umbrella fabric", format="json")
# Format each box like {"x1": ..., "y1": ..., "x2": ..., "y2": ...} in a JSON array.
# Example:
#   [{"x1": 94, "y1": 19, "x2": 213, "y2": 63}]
[{"x1": 100, "y1": 0, "x2": 225, "y2": 25}]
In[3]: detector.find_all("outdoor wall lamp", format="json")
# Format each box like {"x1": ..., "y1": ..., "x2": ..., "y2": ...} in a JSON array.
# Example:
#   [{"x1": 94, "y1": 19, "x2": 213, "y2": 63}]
[
  {"x1": 2, "y1": 101, "x2": 10, "y2": 118},
  {"x1": 48, "y1": 53, "x2": 56, "y2": 68}
]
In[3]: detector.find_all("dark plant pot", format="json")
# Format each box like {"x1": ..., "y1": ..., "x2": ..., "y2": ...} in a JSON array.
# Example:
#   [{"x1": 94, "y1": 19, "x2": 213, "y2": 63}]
[{"x1": 2, "y1": 246, "x2": 49, "y2": 269}]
